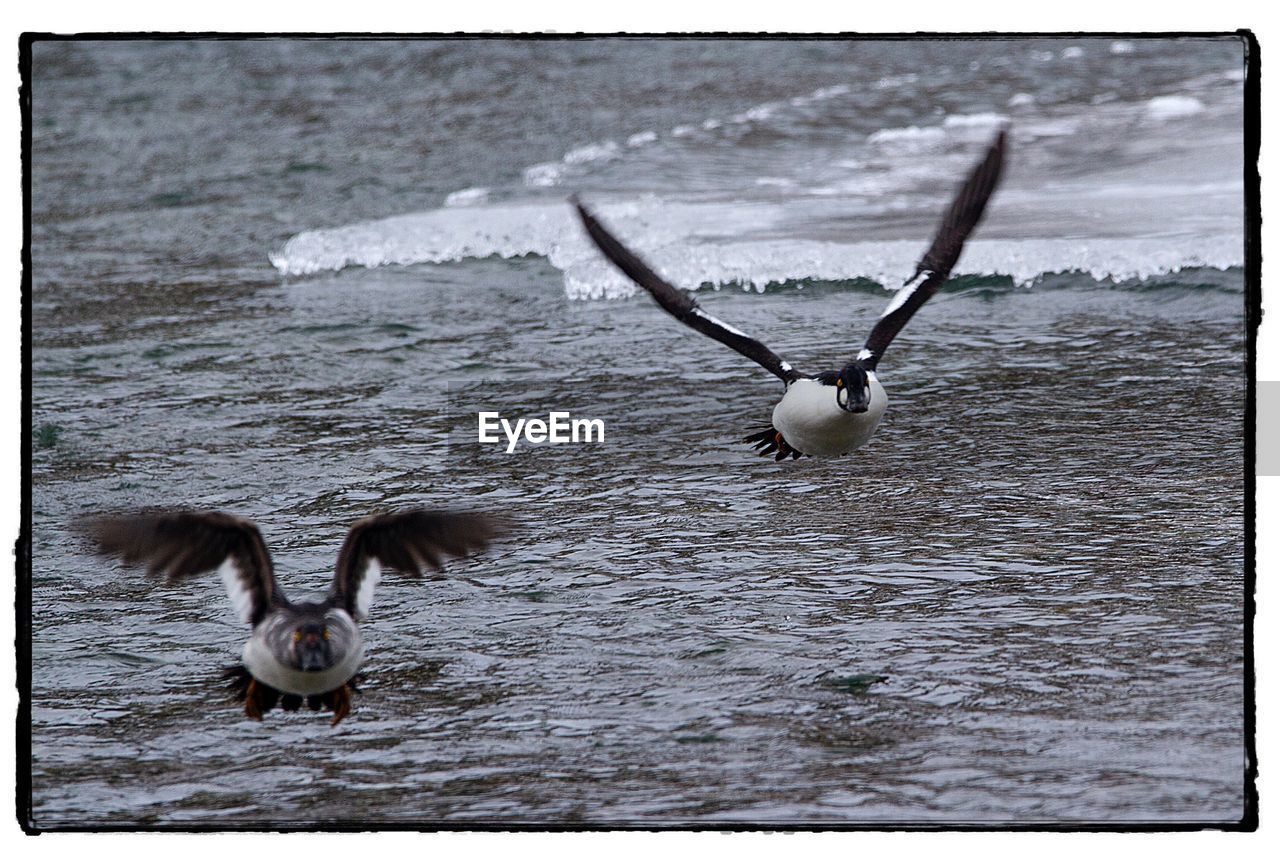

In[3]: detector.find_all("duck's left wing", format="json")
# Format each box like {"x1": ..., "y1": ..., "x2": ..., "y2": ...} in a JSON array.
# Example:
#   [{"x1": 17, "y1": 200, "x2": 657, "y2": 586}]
[
  {"x1": 81, "y1": 510, "x2": 282, "y2": 626},
  {"x1": 330, "y1": 510, "x2": 505, "y2": 621},
  {"x1": 858, "y1": 128, "x2": 1007, "y2": 371},
  {"x1": 574, "y1": 200, "x2": 805, "y2": 385}
]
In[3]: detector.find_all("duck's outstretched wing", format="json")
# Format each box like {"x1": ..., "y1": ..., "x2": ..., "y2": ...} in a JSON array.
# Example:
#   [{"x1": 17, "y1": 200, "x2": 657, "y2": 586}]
[
  {"x1": 330, "y1": 510, "x2": 505, "y2": 621},
  {"x1": 858, "y1": 128, "x2": 1007, "y2": 371},
  {"x1": 574, "y1": 200, "x2": 805, "y2": 385},
  {"x1": 80, "y1": 510, "x2": 282, "y2": 626}
]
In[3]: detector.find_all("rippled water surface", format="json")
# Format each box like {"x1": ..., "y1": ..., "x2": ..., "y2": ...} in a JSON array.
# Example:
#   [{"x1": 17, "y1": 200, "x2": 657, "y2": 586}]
[{"x1": 28, "y1": 37, "x2": 1248, "y2": 827}]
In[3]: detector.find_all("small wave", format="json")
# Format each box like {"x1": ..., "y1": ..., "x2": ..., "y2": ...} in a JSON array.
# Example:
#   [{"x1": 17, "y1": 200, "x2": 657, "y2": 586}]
[
  {"x1": 521, "y1": 142, "x2": 621, "y2": 188},
  {"x1": 444, "y1": 187, "x2": 490, "y2": 207},
  {"x1": 1110, "y1": 41, "x2": 1136, "y2": 55},
  {"x1": 810, "y1": 83, "x2": 852, "y2": 100},
  {"x1": 790, "y1": 84, "x2": 851, "y2": 107},
  {"x1": 943, "y1": 112, "x2": 1009, "y2": 129},
  {"x1": 523, "y1": 162, "x2": 564, "y2": 188},
  {"x1": 866, "y1": 125, "x2": 947, "y2": 146},
  {"x1": 1145, "y1": 95, "x2": 1206, "y2": 120},
  {"x1": 563, "y1": 140, "x2": 621, "y2": 165},
  {"x1": 627, "y1": 130, "x2": 658, "y2": 147},
  {"x1": 874, "y1": 73, "x2": 918, "y2": 90},
  {"x1": 1021, "y1": 118, "x2": 1080, "y2": 139},
  {"x1": 730, "y1": 103, "x2": 780, "y2": 124}
]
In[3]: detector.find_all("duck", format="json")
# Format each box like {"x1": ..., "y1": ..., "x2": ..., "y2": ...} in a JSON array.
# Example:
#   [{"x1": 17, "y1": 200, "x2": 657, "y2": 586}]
[
  {"x1": 81, "y1": 508, "x2": 504, "y2": 725},
  {"x1": 573, "y1": 128, "x2": 1007, "y2": 460}
]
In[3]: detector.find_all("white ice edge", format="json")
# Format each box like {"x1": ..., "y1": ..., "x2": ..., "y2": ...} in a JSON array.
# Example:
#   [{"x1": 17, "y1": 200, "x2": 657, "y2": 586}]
[{"x1": 269, "y1": 201, "x2": 1242, "y2": 301}]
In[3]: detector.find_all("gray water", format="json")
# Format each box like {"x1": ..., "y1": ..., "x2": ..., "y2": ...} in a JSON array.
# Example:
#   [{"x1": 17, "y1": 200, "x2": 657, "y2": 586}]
[{"x1": 28, "y1": 37, "x2": 1247, "y2": 827}]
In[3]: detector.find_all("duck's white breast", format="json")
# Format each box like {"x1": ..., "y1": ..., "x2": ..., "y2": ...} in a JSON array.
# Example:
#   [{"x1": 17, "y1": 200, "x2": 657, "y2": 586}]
[
  {"x1": 241, "y1": 610, "x2": 364, "y2": 696},
  {"x1": 771, "y1": 377, "x2": 888, "y2": 457}
]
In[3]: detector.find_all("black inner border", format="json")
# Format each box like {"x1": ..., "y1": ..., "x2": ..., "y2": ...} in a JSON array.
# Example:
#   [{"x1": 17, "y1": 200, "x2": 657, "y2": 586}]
[{"x1": 15, "y1": 29, "x2": 1261, "y2": 834}]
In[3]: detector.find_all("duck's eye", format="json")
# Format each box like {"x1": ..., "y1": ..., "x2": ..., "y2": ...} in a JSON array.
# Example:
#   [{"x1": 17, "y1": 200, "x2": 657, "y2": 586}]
[
  {"x1": 292, "y1": 630, "x2": 301, "y2": 643},
  {"x1": 322, "y1": 629, "x2": 331, "y2": 641},
  {"x1": 836, "y1": 377, "x2": 844, "y2": 388}
]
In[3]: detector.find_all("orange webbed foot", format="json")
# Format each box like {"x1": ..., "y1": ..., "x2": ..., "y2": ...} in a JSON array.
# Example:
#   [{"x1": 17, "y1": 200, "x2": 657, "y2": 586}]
[
  {"x1": 243, "y1": 678, "x2": 265, "y2": 721},
  {"x1": 330, "y1": 684, "x2": 351, "y2": 727}
]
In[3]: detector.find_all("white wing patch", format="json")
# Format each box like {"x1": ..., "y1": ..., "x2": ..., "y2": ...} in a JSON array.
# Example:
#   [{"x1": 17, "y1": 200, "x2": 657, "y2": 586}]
[
  {"x1": 879, "y1": 281, "x2": 920, "y2": 318},
  {"x1": 691, "y1": 307, "x2": 749, "y2": 339},
  {"x1": 353, "y1": 559, "x2": 383, "y2": 621},
  {"x1": 856, "y1": 348, "x2": 873, "y2": 361},
  {"x1": 218, "y1": 558, "x2": 256, "y2": 625}
]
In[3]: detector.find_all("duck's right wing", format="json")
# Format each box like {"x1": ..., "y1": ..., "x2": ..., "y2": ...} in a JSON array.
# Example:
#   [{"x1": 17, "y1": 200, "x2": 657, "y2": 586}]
[
  {"x1": 858, "y1": 128, "x2": 1007, "y2": 371},
  {"x1": 574, "y1": 200, "x2": 805, "y2": 385},
  {"x1": 80, "y1": 510, "x2": 282, "y2": 626},
  {"x1": 330, "y1": 510, "x2": 505, "y2": 621}
]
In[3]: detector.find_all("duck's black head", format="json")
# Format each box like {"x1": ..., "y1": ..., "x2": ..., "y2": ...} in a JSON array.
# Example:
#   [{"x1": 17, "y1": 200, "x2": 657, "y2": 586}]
[
  {"x1": 291, "y1": 620, "x2": 335, "y2": 672},
  {"x1": 818, "y1": 364, "x2": 873, "y2": 413}
]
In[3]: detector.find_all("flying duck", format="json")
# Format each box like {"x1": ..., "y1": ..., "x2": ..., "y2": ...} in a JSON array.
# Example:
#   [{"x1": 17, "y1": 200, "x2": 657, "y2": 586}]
[
  {"x1": 81, "y1": 508, "x2": 504, "y2": 725},
  {"x1": 573, "y1": 128, "x2": 1007, "y2": 460}
]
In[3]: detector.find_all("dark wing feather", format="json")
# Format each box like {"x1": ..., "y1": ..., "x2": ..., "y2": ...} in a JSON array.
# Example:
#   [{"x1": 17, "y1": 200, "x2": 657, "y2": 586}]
[
  {"x1": 330, "y1": 510, "x2": 505, "y2": 620},
  {"x1": 80, "y1": 510, "x2": 281, "y2": 625},
  {"x1": 859, "y1": 128, "x2": 1007, "y2": 370},
  {"x1": 574, "y1": 200, "x2": 805, "y2": 384}
]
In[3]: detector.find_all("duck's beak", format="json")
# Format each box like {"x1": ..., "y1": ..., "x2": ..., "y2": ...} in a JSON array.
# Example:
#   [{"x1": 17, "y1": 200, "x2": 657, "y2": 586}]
[
  {"x1": 297, "y1": 632, "x2": 331, "y2": 672},
  {"x1": 836, "y1": 376, "x2": 870, "y2": 413}
]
